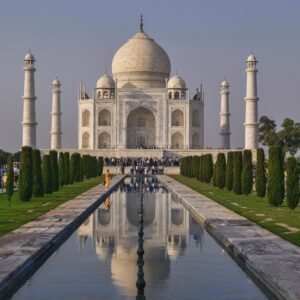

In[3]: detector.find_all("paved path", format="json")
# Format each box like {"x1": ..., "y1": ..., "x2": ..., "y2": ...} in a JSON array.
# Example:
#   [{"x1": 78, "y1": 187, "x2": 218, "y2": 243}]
[
  {"x1": 0, "y1": 175, "x2": 125, "y2": 299},
  {"x1": 158, "y1": 175, "x2": 300, "y2": 300}
]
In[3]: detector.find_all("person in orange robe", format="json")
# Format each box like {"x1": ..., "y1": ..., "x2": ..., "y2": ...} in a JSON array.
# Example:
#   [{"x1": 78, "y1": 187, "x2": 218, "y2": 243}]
[{"x1": 104, "y1": 169, "x2": 111, "y2": 188}]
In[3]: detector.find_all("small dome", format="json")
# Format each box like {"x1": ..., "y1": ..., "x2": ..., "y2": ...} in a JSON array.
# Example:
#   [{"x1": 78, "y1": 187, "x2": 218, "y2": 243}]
[
  {"x1": 168, "y1": 74, "x2": 186, "y2": 89},
  {"x1": 96, "y1": 74, "x2": 115, "y2": 89},
  {"x1": 52, "y1": 78, "x2": 61, "y2": 85},
  {"x1": 24, "y1": 52, "x2": 35, "y2": 61},
  {"x1": 247, "y1": 53, "x2": 256, "y2": 62},
  {"x1": 221, "y1": 80, "x2": 229, "y2": 87}
]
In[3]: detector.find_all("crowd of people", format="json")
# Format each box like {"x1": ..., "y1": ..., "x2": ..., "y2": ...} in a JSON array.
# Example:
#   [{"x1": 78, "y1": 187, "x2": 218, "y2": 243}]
[
  {"x1": 0, "y1": 163, "x2": 20, "y2": 189},
  {"x1": 104, "y1": 156, "x2": 181, "y2": 167},
  {"x1": 119, "y1": 176, "x2": 168, "y2": 193}
]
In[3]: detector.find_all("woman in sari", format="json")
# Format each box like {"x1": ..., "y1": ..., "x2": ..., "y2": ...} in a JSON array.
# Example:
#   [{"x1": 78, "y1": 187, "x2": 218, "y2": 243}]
[{"x1": 104, "y1": 169, "x2": 111, "y2": 188}]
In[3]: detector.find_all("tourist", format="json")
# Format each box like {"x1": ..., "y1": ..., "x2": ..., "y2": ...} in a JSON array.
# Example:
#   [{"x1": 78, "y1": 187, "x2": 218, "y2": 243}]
[{"x1": 104, "y1": 169, "x2": 111, "y2": 188}]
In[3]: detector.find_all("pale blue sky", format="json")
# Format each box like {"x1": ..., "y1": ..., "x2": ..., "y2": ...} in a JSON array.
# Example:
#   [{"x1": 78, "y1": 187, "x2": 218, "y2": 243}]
[{"x1": 0, "y1": 0, "x2": 299, "y2": 152}]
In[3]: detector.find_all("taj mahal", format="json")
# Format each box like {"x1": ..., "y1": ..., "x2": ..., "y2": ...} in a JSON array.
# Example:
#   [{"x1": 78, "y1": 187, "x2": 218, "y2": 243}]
[{"x1": 21, "y1": 17, "x2": 259, "y2": 157}]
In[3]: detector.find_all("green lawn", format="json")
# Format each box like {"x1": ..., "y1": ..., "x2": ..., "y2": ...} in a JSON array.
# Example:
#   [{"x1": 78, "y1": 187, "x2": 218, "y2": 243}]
[
  {"x1": 171, "y1": 175, "x2": 300, "y2": 247},
  {"x1": 0, "y1": 177, "x2": 102, "y2": 237}
]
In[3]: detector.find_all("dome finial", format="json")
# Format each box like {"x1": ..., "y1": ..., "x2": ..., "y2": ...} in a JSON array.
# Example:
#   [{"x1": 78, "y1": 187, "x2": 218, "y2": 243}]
[{"x1": 140, "y1": 14, "x2": 144, "y2": 32}]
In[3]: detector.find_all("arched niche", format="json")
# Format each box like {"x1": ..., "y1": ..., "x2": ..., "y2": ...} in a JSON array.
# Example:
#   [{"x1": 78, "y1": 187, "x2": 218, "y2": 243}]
[
  {"x1": 171, "y1": 132, "x2": 183, "y2": 149},
  {"x1": 98, "y1": 132, "x2": 111, "y2": 149},
  {"x1": 82, "y1": 110, "x2": 90, "y2": 127},
  {"x1": 98, "y1": 109, "x2": 111, "y2": 126},
  {"x1": 171, "y1": 110, "x2": 184, "y2": 126},
  {"x1": 82, "y1": 132, "x2": 90, "y2": 149}
]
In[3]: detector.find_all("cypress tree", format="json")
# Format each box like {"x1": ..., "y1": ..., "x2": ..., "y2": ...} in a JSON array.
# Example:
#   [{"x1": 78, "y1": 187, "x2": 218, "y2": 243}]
[
  {"x1": 80, "y1": 156, "x2": 84, "y2": 182},
  {"x1": 206, "y1": 154, "x2": 213, "y2": 184},
  {"x1": 199, "y1": 156, "x2": 204, "y2": 181},
  {"x1": 58, "y1": 152, "x2": 65, "y2": 187},
  {"x1": 286, "y1": 157, "x2": 299, "y2": 213},
  {"x1": 19, "y1": 146, "x2": 33, "y2": 201},
  {"x1": 217, "y1": 153, "x2": 226, "y2": 189},
  {"x1": 6, "y1": 155, "x2": 14, "y2": 206},
  {"x1": 42, "y1": 155, "x2": 52, "y2": 194},
  {"x1": 32, "y1": 149, "x2": 44, "y2": 197},
  {"x1": 92, "y1": 157, "x2": 98, "y2": 177},
  {"x1": 267, "y1": 146, "x2": 285, "y2": 206},
  {"x1": 70, "y1": 153, "x2": 76, "y2": 184},
  {"x1": 233, "y1": 151, "x2": 242, "y2": 195},
  {"x1": 49, "y1": 150, "x2": 59, "y2": 192},
  {"x1": 197, "y1": 155, "x2": 201, "y2": 180},
  {"x1": 202, "y1": 155, "x2": 207, "y2": 182},
  {"x1": 195, "y1": 156, "x2": 200, "y2": 179},
  {"x1": 242, "y1": 150, "x2": 253, "y2": 195},
  {"x1": 226, "y1": 152, "x2": 234, "y2": 191},
  {"x1": 63, "y1": 152, "x2": 70, "y2": 185},
  {"x1": 191, "y1": 156, "x2": 197, "y2": 178},
  {"x1": 256, "y1": 148, "x2": 267, "y2": 197},
  {"x1": 73, "y1": 153, "x2": 81, "y2": 182},
  {"x1": 213, "y1": 158, "x2": 218, "y2": 187}
]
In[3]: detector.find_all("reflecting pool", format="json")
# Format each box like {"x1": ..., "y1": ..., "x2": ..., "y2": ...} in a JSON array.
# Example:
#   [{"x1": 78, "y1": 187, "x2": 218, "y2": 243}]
[{"x1": 13, "y1": 177, "x2": 267, "y2": 299}]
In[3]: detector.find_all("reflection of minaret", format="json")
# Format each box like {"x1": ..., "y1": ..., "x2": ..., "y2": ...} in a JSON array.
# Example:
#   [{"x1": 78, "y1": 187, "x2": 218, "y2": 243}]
[
  {"x1": 50, "y1": 78, "x2": 62, "y2": 149},
  {"x1": 244, "y1": 53, "x2": 259, "y2": 149},
  {"x1": 219, "y1": 80, "x2": 231, "y2": 149},
  {"x1": 22, "y1": 51, "x2": 37, "y2": 148}
]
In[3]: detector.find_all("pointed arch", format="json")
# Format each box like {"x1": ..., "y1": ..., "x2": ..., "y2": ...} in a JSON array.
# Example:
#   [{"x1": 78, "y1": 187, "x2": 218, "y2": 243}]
[
  {"x1": 171, "y1": 132, "x2": 184, "y2": 149},
  {"x1": 98, "y1": 132, "x2": 111, "y2": 149},
  {"x1": 192, "y1": 110, "x2": 200, "y2": 127},
  {"x1": 82, "y1": 110, "x2": 90, "y2": 127},
  {"x1": 98, "y1": 109, "x2": 111, "y2": 126},
  {"x1": 192, "y1": 133, "x2": 200, "y2": 148},
  {"x1": 82, "y1": 132, "x2": 90, "y2": 149},
  {"x1": 171, "y1": 109, "x2": 184, "y2": 126}
]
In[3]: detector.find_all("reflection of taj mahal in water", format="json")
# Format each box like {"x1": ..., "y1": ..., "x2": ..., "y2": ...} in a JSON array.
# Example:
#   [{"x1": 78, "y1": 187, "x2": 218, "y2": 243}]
[{"x1": 77, "y1": 177, "x2": 204, "y2": 294}]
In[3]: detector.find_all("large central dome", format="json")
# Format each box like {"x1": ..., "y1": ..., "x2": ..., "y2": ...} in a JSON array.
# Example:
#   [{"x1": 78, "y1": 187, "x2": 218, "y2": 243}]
[{"x1": 112, "y1": 27, "x2": 171, "y2": 88}]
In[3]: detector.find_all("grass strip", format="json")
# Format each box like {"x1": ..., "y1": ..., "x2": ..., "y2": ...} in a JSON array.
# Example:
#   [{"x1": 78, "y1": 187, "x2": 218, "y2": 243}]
[
  {"x1": 171, "y1": 175, "x2": 300, "y2": 247},
  {"x1": 0, "y1": 177, "x2": 102, "y2": 237}
]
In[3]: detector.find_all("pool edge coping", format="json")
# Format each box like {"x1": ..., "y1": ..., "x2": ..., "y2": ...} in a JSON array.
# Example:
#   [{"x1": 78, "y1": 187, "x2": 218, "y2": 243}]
[
  {"x1": 158, "y1": 175, "x2": 300, "y2": 300},
  {"x1": 0, "y1": 175, "x2": 126, "y2": 299}
]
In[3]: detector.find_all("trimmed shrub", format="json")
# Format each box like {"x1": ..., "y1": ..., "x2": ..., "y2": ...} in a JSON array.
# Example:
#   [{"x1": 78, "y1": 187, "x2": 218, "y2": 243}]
[
  {"x1": 256, "y1": 148, "x2": 267, "y2": 197},
  {"x1": 32, "y1": 149, "x2": 44, "y2": 197},
  {"x1": 19, "y1": 146, "x2": 33, "y2": 201},
  {"x1": 286, "y1": 157, "x2": 299, "y2": 212},
  {"x1": 63, "y1": 152, "x2": 70, "y2": 185},
  {"x1": 42, "y1": 155, "x2": 52, "y2": 194},
  {"x1": 217, "y1": 153, "x2": 226, "y2": 189},
  {"x1": 226, "y1": 152, "x2": 234, "y2": 191},
  {"x1": 69, "y1": 153, "x2": 75, "y2": 184},
  {"x1": 206, "y1": 154, "x2": 214, "y2": 184},
  {"x1": 92, "y1": 157, "x2": 98, "y2": 177},
  {"x1": 267, "y1": 146, "x2": 285, "y2": 206},
  {"x1": 71, "y1": 153, "x2": 81, "y2": 182},
  {"x1": 59, "y1": 152, "x2": 65, "y2": 187},
  {"x1": 242, "y1": 150, "x2": 253, "y2": 195},
  {"x1": 6, "y1": 155, "x2": 14, "y2": 205},
  {"x1": 233, "y1": 151, "x2": 242, "y2": 195},
  {"x1": 80, "y1": 156, "x2": 84, "y2": 182},
  {"x1": 213, "y1": 158, "x2": 217, "y2": 187},
  {"x1": 49, "y1": 150, "x2": 59, "y2": 192}
]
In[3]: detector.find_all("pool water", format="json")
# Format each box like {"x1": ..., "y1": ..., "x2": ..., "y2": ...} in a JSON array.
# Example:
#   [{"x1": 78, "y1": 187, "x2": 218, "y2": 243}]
[{"x1": 13, "y1": 177, "x2": 267, "y2": 300}]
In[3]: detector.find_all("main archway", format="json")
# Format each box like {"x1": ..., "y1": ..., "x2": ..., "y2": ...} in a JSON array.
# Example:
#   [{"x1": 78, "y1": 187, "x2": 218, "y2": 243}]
[{"x1": 127, "y1": 107, "x2": 156, "y2": 148}]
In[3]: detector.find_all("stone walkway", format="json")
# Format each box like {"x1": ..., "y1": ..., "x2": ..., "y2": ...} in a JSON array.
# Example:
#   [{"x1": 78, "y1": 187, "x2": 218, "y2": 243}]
[
  {"x1": 158, "y1": 175, "x2": 300, "y2": 300},
  {"x1": 0, "y1": 175, "x2": 125, "y2": 299}
]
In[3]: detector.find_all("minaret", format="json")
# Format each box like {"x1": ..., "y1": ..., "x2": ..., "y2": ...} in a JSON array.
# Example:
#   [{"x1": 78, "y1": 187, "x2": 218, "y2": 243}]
[
  {"x1": 219, "y1": 80, "x2": 231, "y2": 149},
  {"x1": 22, "y1": 51, "x2": 37, "y2": 148},
  {"x1": 244, "y1": 53, "x2": 259, "y2": 149},
  {"x1": 50, "y1": 78, "x2": 62, "y2": 149}
]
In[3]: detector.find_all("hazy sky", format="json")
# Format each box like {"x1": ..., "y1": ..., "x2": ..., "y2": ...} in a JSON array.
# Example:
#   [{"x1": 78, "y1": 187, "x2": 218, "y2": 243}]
[{"x1": 0, "y1": 0, "x2": 299, "y2": 152}]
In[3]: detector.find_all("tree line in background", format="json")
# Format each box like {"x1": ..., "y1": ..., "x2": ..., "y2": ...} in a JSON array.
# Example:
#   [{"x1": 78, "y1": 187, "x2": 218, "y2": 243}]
[
  {"x1": 8, "y1": 146, "x2": 104, "y2": 203},
  {"x1": 180, "y1": 147, "x2": 299, "y2": 212}
]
